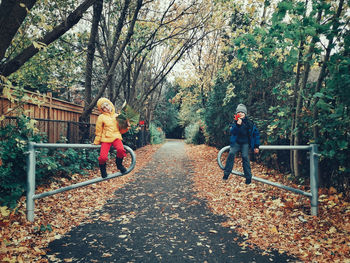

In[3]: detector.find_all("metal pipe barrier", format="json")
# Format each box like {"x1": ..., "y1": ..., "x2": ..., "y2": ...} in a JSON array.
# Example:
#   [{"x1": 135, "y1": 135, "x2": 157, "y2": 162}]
[
  {"x1": 217, "y1": 144, "x2": 319, "y2": 216},
  {"x1": 26, "y1": 142, "x2": 136, "y2": 222}
]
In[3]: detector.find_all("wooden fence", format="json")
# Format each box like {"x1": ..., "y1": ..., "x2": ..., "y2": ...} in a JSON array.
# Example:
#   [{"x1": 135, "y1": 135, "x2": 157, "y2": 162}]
[{"x1": 0, "y1": 91, "x2": 100, "y2": 143}]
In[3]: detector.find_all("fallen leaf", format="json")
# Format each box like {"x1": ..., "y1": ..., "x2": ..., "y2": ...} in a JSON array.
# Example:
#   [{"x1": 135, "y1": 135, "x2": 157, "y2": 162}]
[{"x1": 0, "y1": 206, "x2": 10, "y2": 217}]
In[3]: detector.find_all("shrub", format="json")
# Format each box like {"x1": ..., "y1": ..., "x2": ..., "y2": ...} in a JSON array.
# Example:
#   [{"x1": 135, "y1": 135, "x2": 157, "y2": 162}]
[
  {"x1": 122, "y1": 126, "x2": 140, "y2": 149},
  {"x1": 0, "y1": 116, "x2": 43, "y2": 207},
  {"x1": 149, "y1": 123, "x2": 165, "y2": 144},
  {"x1": 184, "y1": 123, "x2": 205, "y2": 145},
  {"x1": 0, "y1": 115, "x2": 100, "y2": 208}
]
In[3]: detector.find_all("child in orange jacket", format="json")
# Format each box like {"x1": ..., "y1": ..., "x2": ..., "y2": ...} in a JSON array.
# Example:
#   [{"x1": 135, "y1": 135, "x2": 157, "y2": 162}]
[{"x1": 93, "y1": 98, "x2": 130, "y2": 178}]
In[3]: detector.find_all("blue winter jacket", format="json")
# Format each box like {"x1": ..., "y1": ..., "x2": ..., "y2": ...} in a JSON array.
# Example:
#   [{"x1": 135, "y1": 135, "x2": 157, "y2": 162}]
[{"x1": 229, "y1": 118, "x2": 260, "y2": 151}]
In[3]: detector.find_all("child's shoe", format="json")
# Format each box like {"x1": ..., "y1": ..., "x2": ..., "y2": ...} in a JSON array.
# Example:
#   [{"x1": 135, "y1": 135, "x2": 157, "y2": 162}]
[
  {"x1": 223, "y1": 173, "x2": 229, "y2": 180},
  {"x1": 99, "y1": 163, "x2": 108, "y2": 178},
  {"x1": 116, "y1": 157, "x2": 127, "y2": 174}
]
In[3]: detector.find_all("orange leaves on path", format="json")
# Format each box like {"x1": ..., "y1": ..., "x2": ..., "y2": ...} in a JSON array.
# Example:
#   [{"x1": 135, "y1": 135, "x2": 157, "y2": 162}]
[
  {"x1": 0, "y1": 144, "x2": 161, "y2": 263},
  {"x1": 186, "y1": 144, "x2": 350, "y2": 263},
  {"x1": 2, "y1": 142, "x2": 349, "y2": 262}
]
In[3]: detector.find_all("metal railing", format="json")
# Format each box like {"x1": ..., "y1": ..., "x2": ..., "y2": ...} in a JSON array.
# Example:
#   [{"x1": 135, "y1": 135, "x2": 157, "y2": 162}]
[
  {"x1": 217, "y1": 144, "x2": 319, "y2": 216},
  {"x1": 26, "y1": 142, "x2": 136, "y2": 222}
]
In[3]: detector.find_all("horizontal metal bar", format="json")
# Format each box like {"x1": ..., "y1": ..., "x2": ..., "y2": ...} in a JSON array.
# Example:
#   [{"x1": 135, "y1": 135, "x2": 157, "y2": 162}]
[
  {"x1": 33, "y1": 143, "x2": 101, "y2": 149},
  {"x1": 259, "y1": 145, "x2": 311, "y2": 150},
  {"x1": 231, "y1": 170, "x2": 312, "y2": 197},
  {"x1": 33, "y1": 171, "x2": 130, "y2": 200}
]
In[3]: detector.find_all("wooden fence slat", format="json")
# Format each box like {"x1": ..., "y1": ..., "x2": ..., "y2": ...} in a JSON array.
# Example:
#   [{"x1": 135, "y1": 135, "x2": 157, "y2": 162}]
[{"x1": 1, "y1": 90, "x2": 99, "y2": 143}]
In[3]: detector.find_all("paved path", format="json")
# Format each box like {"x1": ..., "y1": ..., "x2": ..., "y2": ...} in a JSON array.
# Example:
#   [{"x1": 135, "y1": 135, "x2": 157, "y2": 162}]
[{"x1": 46, "y1": 140, "x2": 296, "y2": 262}]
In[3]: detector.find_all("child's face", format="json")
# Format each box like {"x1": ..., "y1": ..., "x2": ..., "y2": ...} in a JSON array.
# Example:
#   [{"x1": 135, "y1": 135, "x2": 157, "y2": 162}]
[
  {"x1": 101, "y1": 102, "x2": 112, "y2": 113},
  {"x1": 238, "y1": 112, "x2": 246, "y2": 118}
]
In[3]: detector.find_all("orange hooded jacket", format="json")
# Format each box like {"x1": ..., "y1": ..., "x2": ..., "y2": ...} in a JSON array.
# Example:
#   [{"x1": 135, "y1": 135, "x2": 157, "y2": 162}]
[{"x1": 93, "y1": 98, "x2": 129, "y2": 145}]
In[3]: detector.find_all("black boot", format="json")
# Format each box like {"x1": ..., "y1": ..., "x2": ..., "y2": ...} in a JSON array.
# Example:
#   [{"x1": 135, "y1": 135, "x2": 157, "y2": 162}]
[
  {"x1": 116, "y1": 157, "x2": 127, "y2": 174},
  {"x1": 99, "y1": 163, "x2": 108, "y2": 178},
  {"x1": 223, "y1": 173, "x2": 229, "y2": 180}
]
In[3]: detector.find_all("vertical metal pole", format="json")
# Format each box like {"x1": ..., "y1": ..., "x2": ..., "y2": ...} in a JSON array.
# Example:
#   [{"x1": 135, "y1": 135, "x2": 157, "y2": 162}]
[
  {"x1": 26, "y1": 142, "x2": 36, "y2": 222},
  {"x1": 310, "y1": 144, "x2": 319, "y2": 216}
]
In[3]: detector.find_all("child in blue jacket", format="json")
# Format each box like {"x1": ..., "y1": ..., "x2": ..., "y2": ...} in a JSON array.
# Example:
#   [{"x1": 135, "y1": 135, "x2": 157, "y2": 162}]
[{"x1": 223, "y1": 104, "x2": 260, "y2": 184}]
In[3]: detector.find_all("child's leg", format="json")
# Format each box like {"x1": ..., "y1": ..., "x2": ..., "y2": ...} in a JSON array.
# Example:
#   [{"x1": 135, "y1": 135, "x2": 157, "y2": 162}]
[
  {"x1": 241, "y1": 143, "x2": 252, "y2": 184},
  {"x1": 112, "y1": 139, "x2": 127, "y2": 173},
  {"x1": 98, "y1": 142, "x2": 112, "y2": 164},
  {"x1": 112, "y1": 139, "x2": 126, "y2": 158},
  {"x1": 223, "y1": 143, "x2": 240, "y2": 179}
]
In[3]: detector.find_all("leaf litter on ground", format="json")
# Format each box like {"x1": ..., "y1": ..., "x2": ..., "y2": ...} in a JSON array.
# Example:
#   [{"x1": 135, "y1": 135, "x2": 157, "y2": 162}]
[
  {"x1": 185, "y1": 144, "x2": 350, "y2": 263},
  {"x1": 1, "y1": 142, "x2": 349, "y2": 263},
  {"x1": 0, "y1": 144, "x2": 161, "y2": 263}
]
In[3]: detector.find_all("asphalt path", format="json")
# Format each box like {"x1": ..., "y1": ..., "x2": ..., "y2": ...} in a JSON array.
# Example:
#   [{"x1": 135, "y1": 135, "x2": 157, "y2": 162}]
[{"x1": 45, "y1": 140, "x2": 296, "y2": 262}]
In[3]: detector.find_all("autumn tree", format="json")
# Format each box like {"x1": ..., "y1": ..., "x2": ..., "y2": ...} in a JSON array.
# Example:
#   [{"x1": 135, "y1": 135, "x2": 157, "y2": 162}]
[
  {"x1": 0, "y1": 0, "x2": 97, "y2": 86},
  {"x1": 264, "y1": 0, "x2": 348, "y2": 183},
  {"x1": 125, "y1": 0, "x2": 217, "y2": 124},
  {"x1": 170, "y1": 0, "x2": 234, "y2": 136},
  {"x1": 174, "y1": 0, "x2": 349, "y2": 192},
  {"x1": 79, "y1": 0, "x2": 219, "y2": 130},
  {"x1": 79, "y1": 0, "x2": 142, "y2": 128}
]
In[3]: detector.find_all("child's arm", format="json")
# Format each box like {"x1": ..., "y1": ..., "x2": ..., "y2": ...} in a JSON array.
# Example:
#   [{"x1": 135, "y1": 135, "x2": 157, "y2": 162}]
[
  {"x1": 93, "y1": 117, "x2": 103, "y2": 144},
  {"x1": 230, "y1": 114, "x2": 240, "y2": 134}
]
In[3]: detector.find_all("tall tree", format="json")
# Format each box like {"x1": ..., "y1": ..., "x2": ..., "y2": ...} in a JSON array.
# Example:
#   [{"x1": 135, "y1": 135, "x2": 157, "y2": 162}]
[
  {"x1": 291, "y1": 0, "x2": 309, "y2": 179},
  {"x1": 312, "y1": 0, "x2": 345, "y2": 141},
  {"x1": 79, "y1": 0, "x2": 142, "y2": 122},
  {"x1": 90, "y1": 0, "x2": 216, "y2": 125},
  {"x1": 0, "y1": 0, "x2": 97, "y2": 89},
  {"x1": 80, "y1": 0, "x2": 103, "y2": 141}
]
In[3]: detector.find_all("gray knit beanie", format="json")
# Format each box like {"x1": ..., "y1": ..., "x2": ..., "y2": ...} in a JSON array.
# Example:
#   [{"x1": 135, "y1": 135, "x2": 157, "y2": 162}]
[{"x1": 236, "y1": 104, "x2": 247, "y2": 115}]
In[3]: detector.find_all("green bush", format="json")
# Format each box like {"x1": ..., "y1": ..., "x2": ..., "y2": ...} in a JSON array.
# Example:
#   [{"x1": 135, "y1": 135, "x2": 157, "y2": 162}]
[
  {"x1": 122, "y1": 126, "x2": 140, "y2": 149},
  {"x1": 203, "y1": 78, "x2": 237, "y2": 148},
  {"x1": 184, "y1": 123, "x2": 205, "y2": 145},
  {"x1": 0, "y1": 115, "x2": 100, "y2": 208},
  {"x1": 149, "y1": 123, "x2": 165, "y2": 144},
  {"x1": 36, "y1": 148, "x2": 99, "y2": 180},
  {"x1": 153, "y1": 84, "x2": 183, "y2": 138},
  {"x1": 0, "y1": 116, "x2": 43, "y2": 207}
]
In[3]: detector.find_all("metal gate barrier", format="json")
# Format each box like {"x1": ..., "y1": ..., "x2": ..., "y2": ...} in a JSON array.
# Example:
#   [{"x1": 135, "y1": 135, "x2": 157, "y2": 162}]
[
  {"x1": 26, "y1": 142, "x2": 136, "y2": 222},
  {"x1": 217, "y1": 144, "x2": 319, "y2": 216}
]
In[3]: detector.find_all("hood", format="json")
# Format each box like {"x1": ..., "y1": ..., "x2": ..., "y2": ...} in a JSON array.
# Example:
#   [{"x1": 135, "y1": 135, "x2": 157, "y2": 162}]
[
  {"x1": 235, "y1": 103, "x2": 247, "y2": 115},
  {"x1": 97, "y1": 97, "x2": 115, "y2": 114}
]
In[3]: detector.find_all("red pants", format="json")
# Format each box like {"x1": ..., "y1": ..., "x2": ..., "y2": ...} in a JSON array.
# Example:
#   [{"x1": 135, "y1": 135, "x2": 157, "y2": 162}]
[{"x1": 98, "y1": 139, "x2": 126, "y2": 164}]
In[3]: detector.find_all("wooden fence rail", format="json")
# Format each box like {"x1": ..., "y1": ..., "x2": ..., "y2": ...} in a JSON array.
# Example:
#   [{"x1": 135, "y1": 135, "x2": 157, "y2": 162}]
[{"x1": 0, "y1": 91, "x2": 99, "y2": 143}]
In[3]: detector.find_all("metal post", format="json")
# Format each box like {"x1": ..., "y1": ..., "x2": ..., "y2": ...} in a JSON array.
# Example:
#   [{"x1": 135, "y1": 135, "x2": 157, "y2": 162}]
[
  {"x1": 310, "y1": 144, "x2": 319, "y2": 216},
  {"x1": 26, "y1": 142, "x2": 36, "y2": 222}
]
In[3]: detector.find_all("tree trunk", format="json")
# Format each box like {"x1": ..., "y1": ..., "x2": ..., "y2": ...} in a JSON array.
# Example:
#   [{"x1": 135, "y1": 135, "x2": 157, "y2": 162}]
[
  {"x1": 291, "y1": 0, "x2": 313, "y2": 178},
  {"x1": 83, "y1": 0, "x2": 131, "y2": 109},
  {"x1": 80, "y1": 0, "x2": 142, "y2": 121},
  {"x1": 313, "y1": 0, "x2": 344, "y2": 141},
  {"x1": 293, "y1": 4, "x2": 323, "y2": 181},
  {"x1": 0, "y1": 0, "x2": 37, "y2": 61},
  {"x1": 291, "y1": 39, "x2": 304, "y2": 178},
  {"x1": 313, "y1": 0, "x2": 344, "y2": 187},
  {"x1": 80, "y1": 0, "x2": 103, "y2": 142}
]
